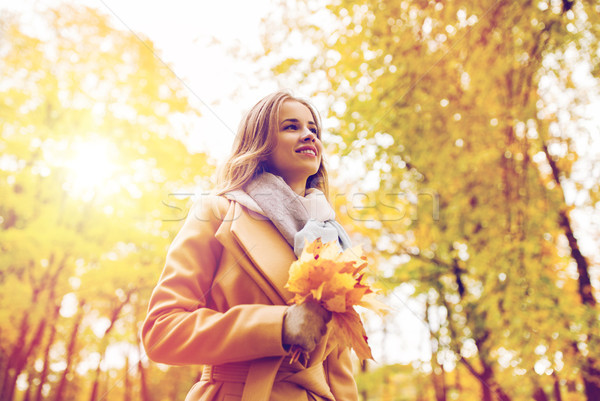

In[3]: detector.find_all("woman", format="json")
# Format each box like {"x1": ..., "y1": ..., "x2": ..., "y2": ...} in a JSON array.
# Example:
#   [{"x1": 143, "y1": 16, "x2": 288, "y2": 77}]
[{"x1": 142, "y1": 91, "x2": 359, "y2": 401}]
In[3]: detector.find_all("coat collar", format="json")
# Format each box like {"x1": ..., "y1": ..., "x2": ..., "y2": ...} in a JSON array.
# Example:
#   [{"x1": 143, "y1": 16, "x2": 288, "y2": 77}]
[{"x1": 216, "y1": 200, "x2": 295, "y2": 304}]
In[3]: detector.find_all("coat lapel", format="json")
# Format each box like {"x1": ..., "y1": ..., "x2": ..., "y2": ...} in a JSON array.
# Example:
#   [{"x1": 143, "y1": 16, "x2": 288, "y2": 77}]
[{"x1": 215, "y1": 201, "x2": 295, "y2": 304}]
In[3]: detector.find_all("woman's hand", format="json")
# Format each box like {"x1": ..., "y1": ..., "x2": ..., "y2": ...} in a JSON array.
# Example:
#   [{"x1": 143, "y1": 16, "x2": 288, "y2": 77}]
[{"x1": 282, "y1": 300, "x2": 332, "y2": 353}]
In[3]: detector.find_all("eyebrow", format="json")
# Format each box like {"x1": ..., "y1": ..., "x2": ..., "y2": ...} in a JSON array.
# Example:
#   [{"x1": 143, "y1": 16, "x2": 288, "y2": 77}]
[{"x1": 280, "y1": 118, "x2": 317, "y2": 125}]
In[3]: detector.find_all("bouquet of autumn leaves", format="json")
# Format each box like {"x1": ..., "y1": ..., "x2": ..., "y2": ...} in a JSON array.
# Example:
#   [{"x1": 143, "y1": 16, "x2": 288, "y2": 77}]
[{"x1": 285, "y1": 238, "x2": 386, "y2": 361}]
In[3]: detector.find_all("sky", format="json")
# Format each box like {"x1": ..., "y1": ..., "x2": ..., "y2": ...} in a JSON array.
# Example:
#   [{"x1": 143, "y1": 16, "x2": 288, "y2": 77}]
[
  {"x1": 89, "y1": 0, "x2": 278, "y2": 160},
  {"x1": 0, "y1": 0, "x2": 280, "y2": 160}
]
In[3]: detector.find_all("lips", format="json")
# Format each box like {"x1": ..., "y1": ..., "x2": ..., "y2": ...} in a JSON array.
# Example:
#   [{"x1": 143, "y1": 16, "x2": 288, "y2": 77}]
[{"x1": 295, "y1": 145, "x2": 318, "y2": 157}]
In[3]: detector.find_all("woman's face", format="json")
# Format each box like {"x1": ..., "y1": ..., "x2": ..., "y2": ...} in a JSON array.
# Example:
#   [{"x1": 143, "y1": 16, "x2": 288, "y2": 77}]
[{"x1": 267, "y1": 100, "x2": 323, "y2": 192}]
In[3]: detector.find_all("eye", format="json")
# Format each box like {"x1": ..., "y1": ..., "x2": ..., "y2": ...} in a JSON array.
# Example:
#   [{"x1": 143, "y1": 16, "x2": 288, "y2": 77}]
[
  {"x1": 284, "y1": 124, "x2": 298, "y2": 131},
  {"x1": 310, "y1": 127, "x2": 318, "y2": 135}
]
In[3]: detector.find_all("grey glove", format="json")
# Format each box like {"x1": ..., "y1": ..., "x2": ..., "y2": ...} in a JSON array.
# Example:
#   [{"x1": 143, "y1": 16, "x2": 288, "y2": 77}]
[{"x1": 282, "y1": 300, "x2": 332, "y2": 353}]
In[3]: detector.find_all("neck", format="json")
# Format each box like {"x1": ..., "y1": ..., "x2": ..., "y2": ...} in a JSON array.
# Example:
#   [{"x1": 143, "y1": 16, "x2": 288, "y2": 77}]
[{"x1": 287, "y1": 180, "x2": 306, "y2": 196}]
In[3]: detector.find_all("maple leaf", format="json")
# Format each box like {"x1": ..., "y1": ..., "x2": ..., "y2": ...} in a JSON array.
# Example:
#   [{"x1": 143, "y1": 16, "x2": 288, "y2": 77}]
[
  {"x1": 285, "y1": 238, "x2": 386, "y2": 361},
  {"x1": 332, "y1": 309, "x2": 373, "y2": 361}
]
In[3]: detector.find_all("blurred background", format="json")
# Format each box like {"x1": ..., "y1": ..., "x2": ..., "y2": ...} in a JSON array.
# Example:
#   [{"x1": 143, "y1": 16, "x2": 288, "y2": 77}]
[{"x1": 1, "y1": 0, "x2": 599, "y2": 400}]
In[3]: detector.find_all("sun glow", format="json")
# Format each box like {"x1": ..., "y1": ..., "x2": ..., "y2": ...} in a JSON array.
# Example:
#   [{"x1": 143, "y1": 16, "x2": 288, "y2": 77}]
[{"x1": 59, "y1": 136, "x2": 120, "y2": 201}]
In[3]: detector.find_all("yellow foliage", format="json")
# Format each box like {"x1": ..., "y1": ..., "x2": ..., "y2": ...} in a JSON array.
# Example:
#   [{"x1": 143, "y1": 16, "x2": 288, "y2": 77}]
[{"x1": 285, "y1": 238, "x2": 386, "y2": 360}]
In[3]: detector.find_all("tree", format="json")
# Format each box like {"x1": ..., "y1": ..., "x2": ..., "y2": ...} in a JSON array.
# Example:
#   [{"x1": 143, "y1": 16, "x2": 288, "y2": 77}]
[
  {"x1": 0, "y1": 4, "x2": 212, "y2": 400},
  {"x1": 263, "y1": 0, "x2": 600, "y2": 399}
]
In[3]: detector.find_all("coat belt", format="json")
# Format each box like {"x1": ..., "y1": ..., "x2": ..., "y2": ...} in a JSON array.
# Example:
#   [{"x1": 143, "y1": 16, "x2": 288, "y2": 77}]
[
  {"x1": 201, "y1": 358, "x2": 335, "y2": 401},
  {"x1": 201, "y1": 361, "x2": 251, "y2": 383}
]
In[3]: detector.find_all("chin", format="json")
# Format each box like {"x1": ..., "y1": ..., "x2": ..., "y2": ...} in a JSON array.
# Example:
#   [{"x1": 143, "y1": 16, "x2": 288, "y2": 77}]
[{"x1": 305, "y1": 166, "x2": 320, "y2": 177}]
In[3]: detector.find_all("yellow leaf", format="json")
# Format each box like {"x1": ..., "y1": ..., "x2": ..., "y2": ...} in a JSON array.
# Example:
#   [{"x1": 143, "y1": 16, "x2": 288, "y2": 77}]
[
  {"x1": 311, "y1": 283, "x2": 325, "y2": 301},
  {"x1": 359, "y1": 293, "x2": 391, "y2": 316},
  {"x1": 285, "y1": 238, "x2": 386, "y2": 360}
]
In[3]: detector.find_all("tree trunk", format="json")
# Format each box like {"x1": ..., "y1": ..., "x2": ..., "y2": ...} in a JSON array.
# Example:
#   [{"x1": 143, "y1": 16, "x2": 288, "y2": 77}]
[
  {"x1": 89, "y1": 363, "x2": 102, "y2": 401},
  {"x1": 454, "y1": 364, "x2": 462, "y2": 393},
  {"x1": 4, "y1": 311, "x2": 49, "y2": 401},
  {"x1": 582, "y1": 364, "x2": 600, "y2": 401},
  {"x1": 22, "y1": 371, "x2": 33, "y2": 401},
  {"x1": 35, "y1": 303, "x2": 61, "y2": 401},
  {"x1": 451, "y1": 270, "x2": 511, "y2": 401},
  {"x1": 1, "y1": 253, "x2": 68, "y2": 401},
  {"x1": 123, "y1": 355, "x2": 131, "y2": 401},
  {"x1": 460, "y1": 356, "x2": 512, "y2": 401},
  {"x1": 89, "y1": 294, "x2": 132, "y2": 401},
  {"x1": 541, "y1": 142, "x2": 600, "y2": 400},
  {"x1": 541, "y1": 146, "x2": 595, "y2": 306},
  {"x1": 533, "y1": 386, "x2": 549, "y2": 401},
  {"x1": 557, "y1": 208, "x2": 596, "y2": 307},
  {"x1": 1, "y1": 309, "x2": 31, "y2": 401},
  {"x1": 431, "y1": 366, "x2": 447, "y2": 401},
  {"x1": 54, "y1": 299, "x2": 86, "y2": 401},
  {"x1": 552, "y1": 373, "x2": 563, "y2": 401},
  {"x1": 425, "y1": 299, "x2": 446, "y2": 401},
  {"x1": 138, "y1": 354, "x2": 151, "y2": 401},
  {"x1": 480, "y1": 364, "x2": 493, "y2": 401},
  {"x1": 0, "y1": 353, "x2": 6, "y2": 400}
]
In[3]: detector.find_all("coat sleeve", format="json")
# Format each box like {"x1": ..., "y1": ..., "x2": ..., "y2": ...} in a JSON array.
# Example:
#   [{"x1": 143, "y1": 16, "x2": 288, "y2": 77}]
[
  {"x1": 141, "y1": 195, "x2": 289, "y2": 366},
  {"x1": 325, "y1": 347, "x2": 359, "y2": 401}
]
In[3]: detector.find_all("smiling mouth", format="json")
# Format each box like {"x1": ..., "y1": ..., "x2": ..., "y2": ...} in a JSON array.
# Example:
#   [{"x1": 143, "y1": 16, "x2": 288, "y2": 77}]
[{"x1": 296, "y1": 149, "x2": 317, "y2": 156}]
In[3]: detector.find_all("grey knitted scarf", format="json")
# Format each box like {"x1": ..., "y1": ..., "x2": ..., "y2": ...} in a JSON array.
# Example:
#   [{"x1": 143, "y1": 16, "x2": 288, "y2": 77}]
[{"x1": 244, "y1": 173, "x2": 351, "y2": 257}]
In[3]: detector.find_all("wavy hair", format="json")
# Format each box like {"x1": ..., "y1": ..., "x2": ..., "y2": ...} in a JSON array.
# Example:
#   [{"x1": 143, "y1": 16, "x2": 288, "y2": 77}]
[{"x1": 216, "y1": 91, "x2": 329, "y2": 197}]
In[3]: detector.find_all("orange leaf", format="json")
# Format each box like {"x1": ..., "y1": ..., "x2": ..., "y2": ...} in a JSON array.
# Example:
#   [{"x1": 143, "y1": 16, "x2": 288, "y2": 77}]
[
  {"x1": 285, "y1": 238, "x2": 385, "y2": 360},
  {"x1": 332, "y1": 309, "x2": 373, "y2": 361},
  {"x1": 324, "y1": 293, "x2": 347, "y2": 313}
]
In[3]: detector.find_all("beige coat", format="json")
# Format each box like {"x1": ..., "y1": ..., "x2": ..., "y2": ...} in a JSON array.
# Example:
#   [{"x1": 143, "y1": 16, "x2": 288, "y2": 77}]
[{"x1": 141, "y1": 195, "x2": 359, "y2": 401}]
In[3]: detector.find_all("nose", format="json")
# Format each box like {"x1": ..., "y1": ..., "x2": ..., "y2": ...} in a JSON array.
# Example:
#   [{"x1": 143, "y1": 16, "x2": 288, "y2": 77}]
[{"x1": 301, "y1": 128, "x2": 317, "y2": 142}]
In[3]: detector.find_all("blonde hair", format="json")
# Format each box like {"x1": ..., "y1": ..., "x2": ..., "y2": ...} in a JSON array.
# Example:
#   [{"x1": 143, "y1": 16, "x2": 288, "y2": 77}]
[{"x1": 216, "y1": 90, "x2": 329, "y2": 197}]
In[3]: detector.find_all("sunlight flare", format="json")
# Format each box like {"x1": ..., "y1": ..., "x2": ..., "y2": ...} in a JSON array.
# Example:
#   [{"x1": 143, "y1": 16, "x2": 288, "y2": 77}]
[{"x1": 59, "y1": 136, "x2": 120, "y2": 200}]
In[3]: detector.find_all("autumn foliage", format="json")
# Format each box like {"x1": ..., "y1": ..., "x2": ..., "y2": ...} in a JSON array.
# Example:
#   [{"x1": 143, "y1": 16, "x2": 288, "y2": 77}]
[
  {"x1": 264, "y1": 0, "x2": 600, "y2": 400},
  {"x1": 285, "y1": 239, "x2": 384, "y2": 360},
  {"x1": 2, "y1": 1, "x2": 600, "y2": 401}
]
